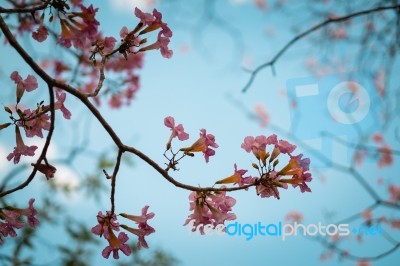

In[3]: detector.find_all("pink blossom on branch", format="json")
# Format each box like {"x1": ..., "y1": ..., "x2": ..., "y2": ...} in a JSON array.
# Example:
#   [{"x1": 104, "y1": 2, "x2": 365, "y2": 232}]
[
  {"x1": 0, "y1": 199, "x2": 39, "y2": 245},
  {"x1": 58, "y1": 4, "x2": 100, "y2": 49},
  {"x1": 101, "y1": 232, "x2": 131, "y2": 259},
  {"x1": 18, "y1": 109, "x2": 51, "y2": 138},
  {"x1": 164, "y1": 116, "x2": 189, "y2": 149},
  {"x1": 134, "y1": 8, "x2": 173, "y2": 58},
  {"x1": 10, "y1": 71, "x2": 38, "y2": 102},
  {"x1": 184, "y1": 190, "x2": 236, "y2": 234},
  {"x1": 7, "y1": 126, "x2": 38, "y2": 164},
  {"x1": 55, "y1": 90, "x2": 72, "y2": 119},
  {"x1": 120, "y1": 205, "x2": 156, "y2": 249},
  {"x1": 180, "y1": 129, "x2": 219, "y2": 163},
  {"x1": 215, "y1": 163, "x2": 254, "y2": 188}
]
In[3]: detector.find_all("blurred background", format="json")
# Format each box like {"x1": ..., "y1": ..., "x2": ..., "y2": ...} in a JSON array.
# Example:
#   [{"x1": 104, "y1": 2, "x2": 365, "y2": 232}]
[{"x1": 0, "y1": 0, "x2": 399, "y2": 265}]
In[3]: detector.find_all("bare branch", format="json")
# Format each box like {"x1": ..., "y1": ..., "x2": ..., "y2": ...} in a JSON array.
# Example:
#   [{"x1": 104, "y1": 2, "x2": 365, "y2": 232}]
[{"x1": 242, "y1": 4, "x2": 400, "y2": 93}]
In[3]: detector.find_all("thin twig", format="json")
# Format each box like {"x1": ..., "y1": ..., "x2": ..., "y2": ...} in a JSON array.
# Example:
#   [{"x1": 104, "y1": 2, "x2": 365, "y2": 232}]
[{"x1": 242, "y1": 4, "x2": 400, "y2": 93}]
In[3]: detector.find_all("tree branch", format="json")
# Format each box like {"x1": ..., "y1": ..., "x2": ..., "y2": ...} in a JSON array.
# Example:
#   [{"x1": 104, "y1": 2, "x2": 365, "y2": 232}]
[
  {"x1": 242, "y1": 4, "x2": 400, "y2": 93},
  {"x1": 0, "y1": 14, "x2": 255, "y2": 196}
]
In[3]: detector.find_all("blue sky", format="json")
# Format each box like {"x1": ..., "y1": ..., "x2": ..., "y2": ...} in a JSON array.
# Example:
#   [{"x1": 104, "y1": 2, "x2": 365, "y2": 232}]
[{"x1": 0, "y1": 0, "x2": 399, "y2": 265}]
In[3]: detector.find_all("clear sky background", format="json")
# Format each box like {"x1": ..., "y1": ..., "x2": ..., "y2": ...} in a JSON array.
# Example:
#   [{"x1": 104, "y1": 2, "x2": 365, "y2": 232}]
[{"x1": 0, "y1": 0, "x2": 399, "y2": 265}]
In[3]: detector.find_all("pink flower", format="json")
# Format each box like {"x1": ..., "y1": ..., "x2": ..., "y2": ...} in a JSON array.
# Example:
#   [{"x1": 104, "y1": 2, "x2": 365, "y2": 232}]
[
  {"x1": 184, "y1": 190, "x2": 236, "y2": 234},
  {"x1": 58, "y1": 4, "x2": 100, "y2": 49},
  {"x1": 0, "y1": 198, "x2": 39, "y2": 245},
  {"x1": 255, "y1": 104, "x2": 269, "y2": 127},
  {"x1": 285, "y1": 211, "x2": 303, "y2": 223},
  {"x1": 329, "y1": 28, "x2": 347, "y2": 39},
  {"x1": 2, "y1": 210, "x2": 25, "y2": 229},
  {"x1": 215, "y1": 164, "x2": 254, "y2": 188},
  {"x1": 55, "y1": 91, "x2": 72, "y2": 119},
  {"x1": 357, "y1": 260, "x2": 372, "y2": 266},
  {"x1": 32, "y1": 25, "x2": 48, "y2": 42},
  {"x1": 103, "y1": 37, "x2": 117, "y2": 53},
  {"x1": 119, "y1": 26, "x2": 129, "y2": 38},
  {"x1": 7, "y1": 126, "x2": 38, "y2": 164},
  {"x1": 120, "y1": 205, "x2": 155, "y2": 235},
  {"x1": 256, "y1": 171, "x2": 288, "y2": 199},
  {"x1": 23, "y1": 198, "x2": 39, "y2": 228},
  {"x1": 180, "y1": 129, "x2": 218, "y2": 163},
  {"x1": 102, "y1": 232, "x2": 131, "y2": 259},
  {"x1": 158, "y1": 35, "x2": 173, "y2": 58},
  {"x1": 134, "y1": 8, "x2": 173, "y2": 58},
  {"x1": 374, "y1": 69, "x2": 385, "y2": 95},
  {"x1": 388, "y1": 184, "x2": 400, "y2": 202},
  {"x1": 164, "y1": 116, "x2": 189, "y2": 149},
  {"x1": 361, "y1": 209, "x2": 372, "y2": 222},
  {"x1": 134, "y1": 8, "x2": 156, "y2": 24},
  {"x1": 10, "y1": 71, "x2": 38, "y2": 93},
  {"x1": 377, "y1": 145, "x2": 393, "y2": 167},
  {"x1": 19, "y1": 109, "x2": 51, "y2": 138},
  {"x1": 108, "y1": 94, "x2": 124, "y2": 109},
  {"x1": 277, "y1": 139, "x2": 296, "y2": 154},
  {"x1": 91, "y1": 211, "x2": 119, "y2": 240},
  {"x1": 241, "y1": 134, "x2": 277, "y2": 154}
]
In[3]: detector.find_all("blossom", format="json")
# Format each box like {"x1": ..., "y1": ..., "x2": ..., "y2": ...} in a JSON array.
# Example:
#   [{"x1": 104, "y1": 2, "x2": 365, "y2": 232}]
[
  {"x1": 361, "y1": 209, "x2": 372, "y2": 222},
  {"x1": 103, "y1": 37, "x2": 117, "y2": 53},
  {"x1": 19, "y1": 109, "x2": 51, "y2": 138},
  {"x1": 388, "y1": 184, "x2": 400, "y2": 202},
  {"x1": 180, "y1": 129, "x2": 218, "y2": 163},
  {"x1": 164, "y1": 116, "x2": 189, "y2": 149},
  {"x1": 134, "y1": 8, "x2": 173, "y2": 58},
  {"x1": 255, "y1": 104, "x2": 269, "y2": 127},
  {"x1": 91, "y1": 211, "x2": 119, "y2": 240},
  {"x1": 119, "y1": 206, "x2": 155, "y2": 249},
  {"x1": 7, "y1": 126, "x2": 38, "y2": 164},
  {"x1": 21, "y1": 198, "x2": 39, "y2": 228},
  {"x1": 215, "y1": 164, "x2": 254, "y2": 188},
  {"x1": 377, "y1": 144, "x2": 393, "y2": 167},
  {"x1": 120, "y1": 205, "x2": 155, "y2": 235},
  {"x1": 58, "y1": 4, "x2": 100, "y2": 49},
  {"x1": 0, "y1": 198, "x2": 39, "y2": 245},
  {"x1": 357, "y1": 260, "x2": 371, "y2": 266},
  {"x1": 32, "y1": 25, "x2": 49, "y2": 42},
  {"x1": 256, "y1": 171, "x2": 288, "y2": 199},
  {"x1": 285, "y1": 211, "x2": 303, "y2": 223},
  {"x1": 55, "y1": 91, "x2": 72, "y2": 119},
  {"x1": 10, "y1": 71, "x2": 38, "y2": 102},
  {"x1": 184, "y1": 190, "x2": 236, "y2": 234},
  {"x1": 101, "y1": 232, "x2": 131, "y2": 259}
]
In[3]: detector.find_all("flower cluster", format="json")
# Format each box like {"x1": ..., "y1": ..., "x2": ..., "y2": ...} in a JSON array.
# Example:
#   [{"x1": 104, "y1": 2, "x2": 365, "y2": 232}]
[
  {"x1": 163, "y1": 116, "x2": 218, "y2": 168},
  {"x1": 91, "y1": 206, "x2": 155, "y2": 259},
  {"x1": 241, "y1": 134, "x2": 312, "y2": 199},
  {"x1": 0, "y1": 199, "x2": 39, "y2": 245},
  {"x1": 116, "y1": 7, "x2": 173, "y2": 59},
  {"x1": 2, "y1": 72, "x2": 70, "y2": 177},
  {"x1": 184, "y1": 190, "x2": 236, "y2": 234}
]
